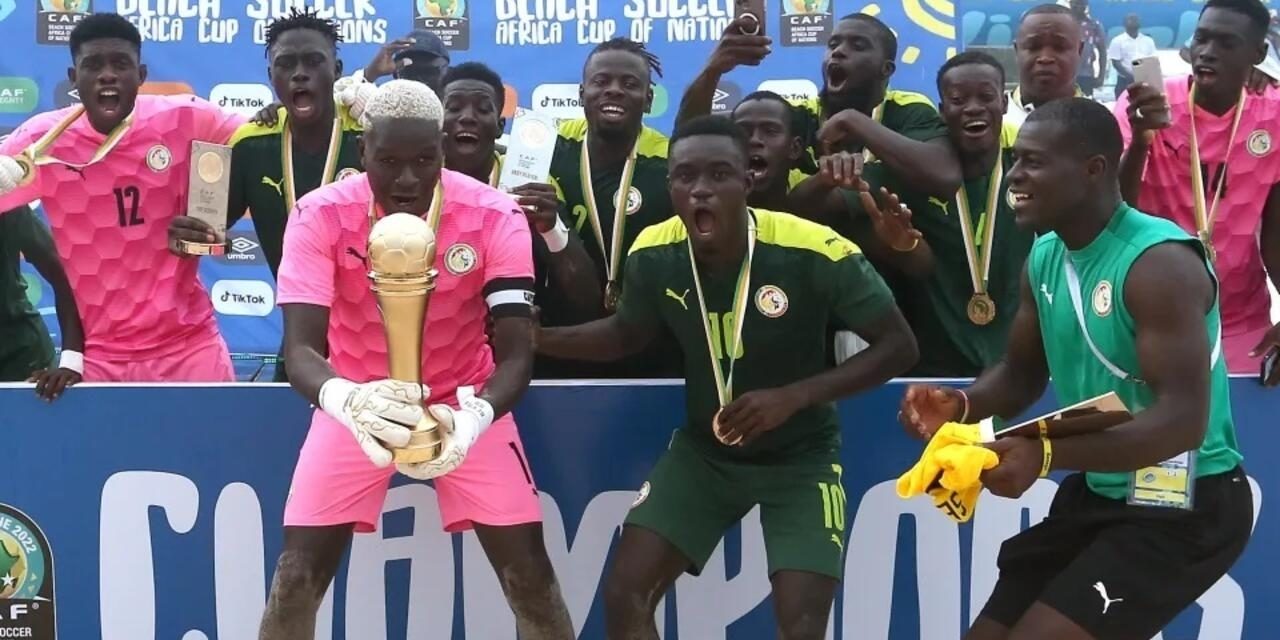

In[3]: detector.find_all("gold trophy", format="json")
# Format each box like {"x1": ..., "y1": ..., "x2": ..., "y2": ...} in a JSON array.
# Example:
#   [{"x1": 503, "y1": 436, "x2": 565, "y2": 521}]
[{"x1": 368, "y1": 213, "x2": 445, "y2": 463}]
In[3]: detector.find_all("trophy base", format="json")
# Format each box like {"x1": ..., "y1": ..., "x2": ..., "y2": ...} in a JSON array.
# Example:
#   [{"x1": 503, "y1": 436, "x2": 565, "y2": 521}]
[
  {"x1": 392, "y1": 416, "x2": 446, "y2": 464},
  {"x1": 178, "y1": 239, "x2": 226, "y2": 256}
]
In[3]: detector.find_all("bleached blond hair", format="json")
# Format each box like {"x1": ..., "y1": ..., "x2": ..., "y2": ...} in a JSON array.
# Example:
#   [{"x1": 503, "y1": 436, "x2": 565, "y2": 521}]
[{"x1": 360, "y1": 79, "x2": 443, "y2": 132}]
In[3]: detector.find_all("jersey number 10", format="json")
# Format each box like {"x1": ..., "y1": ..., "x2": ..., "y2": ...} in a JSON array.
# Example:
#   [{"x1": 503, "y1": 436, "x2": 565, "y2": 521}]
[{"x1": 706, "y1": 312, "x2": 745, "y2": 361}]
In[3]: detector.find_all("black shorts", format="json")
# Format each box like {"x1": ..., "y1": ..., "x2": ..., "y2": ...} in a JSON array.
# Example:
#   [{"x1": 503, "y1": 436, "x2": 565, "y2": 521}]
[{"x1": 979, "y1": 467, "x2": 1252, "y2": 639}]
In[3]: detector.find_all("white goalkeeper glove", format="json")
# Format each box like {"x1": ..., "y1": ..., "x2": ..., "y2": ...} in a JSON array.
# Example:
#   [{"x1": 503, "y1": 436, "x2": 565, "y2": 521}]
[
  {"x1": 334, "y1": 72, "x2": 377, "y2": 125},
  {"x1": 397, "y1": 386, "x2": 495, "y2": 480},
  {"x1": 0, "y1": 155, "x2": 25, "y2": 195},
  {"x1": 318, "y1": 377, "x2": 430, "y2": 468}
]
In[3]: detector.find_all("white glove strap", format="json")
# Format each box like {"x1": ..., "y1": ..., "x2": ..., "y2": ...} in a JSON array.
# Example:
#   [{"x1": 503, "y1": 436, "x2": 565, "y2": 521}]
[
  {"x1": 541, "y1": 218, "x2": 570, "y2": 254},
  {"x1": 457, "y1": 386, "x2": 495, "y2": 435},
  {"x1": 318, "y1": 377, "x2": 357, "y2": 418},
  {"x1": 58, "y1": 350, "x2": 84, "y2": 375}
]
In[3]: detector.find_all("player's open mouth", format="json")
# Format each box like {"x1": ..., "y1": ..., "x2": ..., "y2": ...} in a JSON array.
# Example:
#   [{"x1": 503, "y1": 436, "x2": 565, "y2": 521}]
[
  {"x1": 292, "y1": 90, "x2": 316, "y2": 117},
  {"x1": 747, "y1": 154, "x2": 770, "y2": 182},
  {"x1": 1008, "y1": 190, "x2": 1033, "y2": 210},
  {"x1": 962, "y1": 120, "x2": 992, "y2": 138},
  {"x1": 825, "y1": 64, "x2": 849, "y2": 93},
  {"x1": 97, "y1": 89, "x2": 121, "y2": 113},
  {"x1": 1194, "y1": 65, "x2": 1218, "y2": 83},
  {"x1": 599, "y1": 103, "x2": 627, "y2": 122},
  {"x1": 389, "y1": 195, "x2": 419, "y2": 212},
  {"x1": 693, "y1": 207, "x2": 716, "y2": 236},
  {"x1": 451, "y1": 130, "x2": 481, "y2": 151}
]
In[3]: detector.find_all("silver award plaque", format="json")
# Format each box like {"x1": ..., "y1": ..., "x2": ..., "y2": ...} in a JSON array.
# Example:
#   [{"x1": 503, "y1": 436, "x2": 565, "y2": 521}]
[
  {"x1": 497, "y1": 109, "x2": 557, "y2": 192},
  {"x1": 181, "y1": 141, "x2": 232, "y2": 256}
]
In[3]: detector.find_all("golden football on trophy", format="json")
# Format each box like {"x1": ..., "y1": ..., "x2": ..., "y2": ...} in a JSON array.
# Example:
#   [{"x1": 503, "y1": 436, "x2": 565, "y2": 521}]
[{"x1": 368, "y1": 213, "x2": 445, "y2": 463}]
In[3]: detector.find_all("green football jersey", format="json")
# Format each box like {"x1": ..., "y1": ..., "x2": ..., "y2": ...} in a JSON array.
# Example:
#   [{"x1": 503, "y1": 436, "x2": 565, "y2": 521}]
[
  {"x1": 1027, "y1": 203, "x2": 1242, "y2": 499},
  {"x1": 849, "y1": 125, "x2": 1034, "y2": 375},
  {"x1": 616, "y1": 209, "x2": 897, "y2": 461},
  {"x1": 540, "y1": 119, "x2": 680, "y2": 378},
  {"x1": 226, "y1": 105, "x2": 363, "y2": 277},
  {"x1": 0, "y1": 207, "x2": 49, "y2": 323},
  {"x1": 789, "y1": 90, "x2": 949, "y2": 174}
]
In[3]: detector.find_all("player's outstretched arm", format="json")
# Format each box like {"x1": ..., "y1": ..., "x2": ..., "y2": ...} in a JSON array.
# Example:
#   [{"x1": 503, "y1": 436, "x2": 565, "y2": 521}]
[
  {"x1": 537, "y1": 315, "x2": 658, "y2": 363},
  {"x1": 481, "y1": 315, "x2": 535, "y2": 418},
  {"x1": 906, "y1": 262, "x2": 1044, "y2": 437},
  {"x1": 17, "y1": 207, "x2": 85, "y2": 400},
  {"x1": 817, "y1": 111, "x2": 962, "y2": 200},
  {"x1": 1049, "y1": 242, "x2": 1216, "y2": 472},
  {"x1": 673, "y1": 16, "x2": 771, "y2": 130},
  {"x1": 282, "y1": 303, "x2": 337, "y2": 403},
  {"x1": 795, "y1": 305, "x2": 917, "y2": 406}
]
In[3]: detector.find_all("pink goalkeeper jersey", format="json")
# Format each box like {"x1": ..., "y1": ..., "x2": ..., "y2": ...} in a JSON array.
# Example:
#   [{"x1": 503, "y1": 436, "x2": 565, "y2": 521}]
[
  {"x1": 0, "y1": 95, "x2": 245, "y2": 359},
  {"x1": 1115, "y1": 78, "x2": 1280, "y2": 341},
  {"x1": 276, "y1": 169, "x2": 533, "y2": 405}
]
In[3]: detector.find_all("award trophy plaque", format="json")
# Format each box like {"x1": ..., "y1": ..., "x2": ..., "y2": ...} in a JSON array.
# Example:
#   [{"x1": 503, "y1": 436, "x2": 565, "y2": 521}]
[
  {"x1": 179, "y1": 142, "x2": 232, "y2": 256},
  {"x1": 368, "y1": 213, "x2": 445, "y2": 463},
  {"x1": 496, "y1": 108, "x2": 558, "y2": 192}
]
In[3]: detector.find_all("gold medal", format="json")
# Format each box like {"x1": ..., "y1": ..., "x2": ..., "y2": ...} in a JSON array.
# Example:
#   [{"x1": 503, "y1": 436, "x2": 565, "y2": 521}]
[
  {"x1": 967, "y1": 293, "x2": 996, "y2": 326},
  {"x1": 604, "y1": 281, "x2": 621, "y2": 313}
]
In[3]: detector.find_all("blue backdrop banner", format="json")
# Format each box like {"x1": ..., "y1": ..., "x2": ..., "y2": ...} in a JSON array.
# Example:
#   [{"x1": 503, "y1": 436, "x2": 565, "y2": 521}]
[{"x1": 0, "y1": 378, "x2": 1273, "y2": 639}]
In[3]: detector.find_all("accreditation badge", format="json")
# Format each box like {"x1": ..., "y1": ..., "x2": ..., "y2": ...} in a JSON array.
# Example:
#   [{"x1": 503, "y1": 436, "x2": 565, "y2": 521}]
[{"x1": 1127, "y1": 451, "x2": 1196, "y2": 510}]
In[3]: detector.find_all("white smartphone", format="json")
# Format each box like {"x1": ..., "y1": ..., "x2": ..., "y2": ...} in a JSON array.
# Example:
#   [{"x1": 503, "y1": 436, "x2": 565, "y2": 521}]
[{"x1": 1131, "y1": 56, "x2": 1165, "y2": 93}]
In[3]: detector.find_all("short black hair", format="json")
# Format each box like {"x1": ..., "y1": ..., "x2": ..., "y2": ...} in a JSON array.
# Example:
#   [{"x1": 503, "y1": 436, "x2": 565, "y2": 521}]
[
  {"x1": 69, "y1": 13, "x2": 141, "y2": 60},
  {"x1": 442, "y1": 62, "x2": 506, "y2": 112},
  {"x1": 1019, "y1": 3, "x2": 1074, "y2": 26},
  {"x1": 1025, "y1": 97, "x2": 1123, "y2": 167},
  {"x1": 263, "y1": 8, "x2": 342, "y2": 57},
  {"x1": 733, "y1": 90, "x2": 797, "y2": 134},
  {"x1": 936, "y1": 50, "x2": 1006, "y2": 93},
  {"x1": 670, "y1": 115, "x2": 749, "y2": 159},
  {"x1": 838, "y1": 13, "x2": 898, "y2": 61},
  {"x1": 584, "y1": 37, "x2": 664, "y2": 81},
  {"x1": 1202, "y1": 0, "x2": 1271, "y2": 43}
]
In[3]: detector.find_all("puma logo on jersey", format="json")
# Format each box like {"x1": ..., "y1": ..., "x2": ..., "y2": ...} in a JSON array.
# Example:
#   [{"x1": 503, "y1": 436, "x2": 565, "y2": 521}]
[
  {"x1": 1040, "y1": 284, "x2": 1054, "y2": 305},
  {"x1": 1093, "y1": 582, "x2": 1123, "y2": 614},
  {"x1": 346, "y1": 247, "x2": 367, "y2": 265},
  {"x1": 665, "y1": 288, "x2": 690, "y2": 310},
  {"x1": 262, "y1": 176, "x2": 284, "y2": 196},
  {"x1": 830, "y1": 533, "x2": 844, "y2": 551},
  {"x1": 929, "y1": 196, "x2": 949, "y2": 211}
]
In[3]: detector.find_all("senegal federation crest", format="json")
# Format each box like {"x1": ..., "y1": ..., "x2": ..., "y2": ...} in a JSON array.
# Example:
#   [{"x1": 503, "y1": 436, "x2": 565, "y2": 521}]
[
  {"x1": 335, "y1": 168, "x2": 361, "y2": 181},
  {"x1": 444, "y1": 243, "x2": 477, "y2": 275},
  {"x1": 755, "y1": 285, "x2": 789, "y2": 318},
  {"x1": 146, "y1": 145, "x2": 172, "y2": 172},
  {"x1": 614, "y1": 186, "x2": 643, "y2": 216},
  {"x1": 0, "y1": 504, "x2": 57, "y2": 638},
  {"x1": 1092, "y1": 280, "x2": 1113, "y2": 317},
  {"x1": 1248, "y1": 130, "x2": 1272, "y2": 158}
]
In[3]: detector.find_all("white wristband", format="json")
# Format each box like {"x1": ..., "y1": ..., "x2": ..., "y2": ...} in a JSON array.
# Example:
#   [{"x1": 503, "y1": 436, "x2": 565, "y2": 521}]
[
  {"x1": 541, "y1": 218, "x2": 570, "y2": 254},
  {"x1": 318, "y1": 377, "x2": 357, "y2": 417},
  {"x1": 457, "y1": 386, "x2": 496, "y2": 435},
  {"x1": 58, "y1": 349, "x2": 84, "y2": 375},
  {"x1": 352, "y1": 68, "x2": 366, "y2": 83}
]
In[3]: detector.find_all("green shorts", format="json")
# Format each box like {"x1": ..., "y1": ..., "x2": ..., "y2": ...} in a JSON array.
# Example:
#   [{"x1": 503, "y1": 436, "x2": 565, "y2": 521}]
[
  {"x1": 625, "y1": 430, "x2": 848, "y2": 579},
  {"x1": 0, "y1": 316, "x2": 54, "y2": 381}
]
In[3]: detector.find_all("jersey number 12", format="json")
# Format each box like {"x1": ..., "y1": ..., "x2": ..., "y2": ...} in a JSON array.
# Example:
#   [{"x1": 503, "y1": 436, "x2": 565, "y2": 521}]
[{"x1": 114, "y1": 186, "x2": 144, "y2": 227}]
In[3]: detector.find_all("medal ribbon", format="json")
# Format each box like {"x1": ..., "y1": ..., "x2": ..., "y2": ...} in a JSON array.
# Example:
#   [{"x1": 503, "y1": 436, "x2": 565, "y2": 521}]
[
  {"x1": 688, "y1": 213, "x2": 756, "y2": 407},
  {"x1": 21, "y1": 105, "x2": 133, "y2": 172},
  {"x1": 954, "y1": 158, "x2": 1004, "y2": 296},
  {"x1": 579, "y1": 131, "x2": 638, "y2": 292},
  {"x1": 489, "y1": 152, "x2": 502, "y2": 188},
  {"x1": 1187, "y1": 85, "x2": 1246, "y2": 247},
  {"x1": 367, "y1": 181, "x2": 446, "y2": 251},
  {"x1": 283, "y1": 111, "x2": 344, "y2": 213}
]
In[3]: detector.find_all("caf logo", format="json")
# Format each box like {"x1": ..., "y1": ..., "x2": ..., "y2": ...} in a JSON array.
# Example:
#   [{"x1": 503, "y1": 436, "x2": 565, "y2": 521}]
[
  {"x1": 755, "y1": 285, "x2": 789, "y2": 318},
  {"x1": 1248, "y1": 130, "x2": 1272, "y2": 158},
  {"x1": 1092, "y1": 280, "x2": 1113, "y2": 317},
  {"x1": 335, "y1": 168, "x2": 361, "y2": 181},
  {"x1": 614, "y1": 186, "x2": 642, "y2": 216},
  {"x1": 0, "y1": 504, "x2": 57, "y2": 637},
  {"x1": 444, "y1": 243, "x2": 477, "y2": 275},
  {"x1": 146, "y1": 145, "x2": 171, "y2": 172}
]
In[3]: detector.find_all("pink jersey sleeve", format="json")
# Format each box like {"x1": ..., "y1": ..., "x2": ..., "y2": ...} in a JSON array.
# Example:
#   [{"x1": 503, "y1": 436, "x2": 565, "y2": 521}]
[
  {"x1": 0, "y1": 114, "x2": 55, "y2": 212},
  {"x1": 483, "y1": 205, "x2": 535, "y2": 283},
  {"x1": 277, "y1": 201, "x2": 338, "y2": 307},
  {"x1": 182, "y1": 95, "x2": 248, "y2": 144}
]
